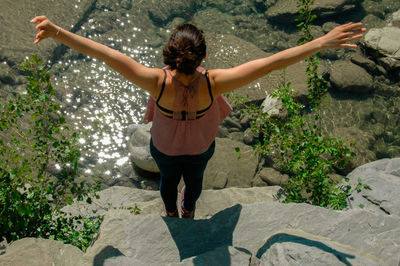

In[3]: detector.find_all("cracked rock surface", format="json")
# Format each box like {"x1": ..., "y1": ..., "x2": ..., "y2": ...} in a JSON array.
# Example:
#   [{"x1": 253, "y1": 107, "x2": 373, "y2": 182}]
[{"x1": 347, "y1": 158, "x2": 400, "y2": 216}]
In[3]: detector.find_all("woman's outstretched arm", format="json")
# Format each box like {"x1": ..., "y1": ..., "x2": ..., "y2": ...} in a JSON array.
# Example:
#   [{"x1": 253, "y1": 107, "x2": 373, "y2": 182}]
[
  {"x1": 31, "y1": 16, "x2": 162, "y2": 95},
  {"x1": 210, "y1": 22, "x2": 366, "y2": 95}
]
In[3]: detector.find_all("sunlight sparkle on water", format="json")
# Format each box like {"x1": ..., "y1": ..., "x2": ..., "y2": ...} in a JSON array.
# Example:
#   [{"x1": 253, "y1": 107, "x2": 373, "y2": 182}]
[{"x1": 54, "y1": 15, "x2": 162, "y2": 177}]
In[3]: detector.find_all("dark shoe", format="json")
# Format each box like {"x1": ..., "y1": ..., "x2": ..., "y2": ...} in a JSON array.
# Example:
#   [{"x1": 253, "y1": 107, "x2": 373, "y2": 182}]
[
  {"x1": 180, "y1": 186, "x2": 195, "y2": 219},
  {"x1": 163, "y1": 204, "x2": 179, "y2": 218}
]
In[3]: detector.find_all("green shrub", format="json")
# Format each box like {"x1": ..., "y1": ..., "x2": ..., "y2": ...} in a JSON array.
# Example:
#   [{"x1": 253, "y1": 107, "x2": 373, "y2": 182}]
[{"x1": 0, "y1": 55, "x2": 101, "y2": 251}]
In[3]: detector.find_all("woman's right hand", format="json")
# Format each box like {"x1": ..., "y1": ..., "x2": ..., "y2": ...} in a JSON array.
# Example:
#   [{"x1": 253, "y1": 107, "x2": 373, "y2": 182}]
[{"x1": 31, "y1": 16, "x2": 60, "y2": 44}]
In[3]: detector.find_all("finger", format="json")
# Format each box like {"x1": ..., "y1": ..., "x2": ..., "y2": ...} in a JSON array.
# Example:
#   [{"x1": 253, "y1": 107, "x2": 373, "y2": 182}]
[
  {"x1": 345, "y1": 22, "x2": 363, "y2": 31},
  {"x1": 35, "y1": 21, "x2": 48, "y2": 31},
  {"x1": 341, "y1": 29, "x2": 364, "y2": 38},
  {"x1": 339, "y1": 43, "x2": 358, "y2": 49},
  {"x1": 31, "y1": 15, "x2": 47, "y2": 23},
  {"x1": 34, "y1": 30, "x2": 44, "y2": 44},
  {"x1": 342, "y1": 33, "x2": 364, "y2": 43}
]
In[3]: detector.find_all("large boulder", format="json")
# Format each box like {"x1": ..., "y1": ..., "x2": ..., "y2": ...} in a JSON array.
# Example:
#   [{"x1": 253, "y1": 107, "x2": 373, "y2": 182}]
[
  {"x1": 329, "y1": 60, "x2": 374, "y2": 93},
  {"x1": 127, "y1": 122, "x2": 159, "y2": 173},
  {"x1": 347, "y1": 158, "x2": 400, "y2": 216},
  {"x1": 265, "y1": 0, "x2": 359, "y2": 24},
  {"x1": 363, "y1": 26, "x2": 400, "y2": 71},
  {"x1": 203, "y1": 137, "x2": 259, "y2": 189},
  {"x1": 0, "y1": 238, "x2": 83, "y2": 266},
  {"x1": 79, "y1": 201, "x2": 400, "y2": 265}
]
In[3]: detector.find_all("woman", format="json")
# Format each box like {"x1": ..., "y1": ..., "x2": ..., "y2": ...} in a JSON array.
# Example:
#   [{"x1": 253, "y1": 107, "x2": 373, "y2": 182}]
[{"x1": 31, "y1": 16, "x2": 365, "y2": 219}]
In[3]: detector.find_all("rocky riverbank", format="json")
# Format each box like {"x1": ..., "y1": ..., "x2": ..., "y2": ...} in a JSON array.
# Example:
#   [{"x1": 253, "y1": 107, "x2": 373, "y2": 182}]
[
  {"x1": 1, "y1": 159, "x2": 400, "y2": 265},
  {"x1": 1, "y1": 1, "x2": 400, "y2": 265}
]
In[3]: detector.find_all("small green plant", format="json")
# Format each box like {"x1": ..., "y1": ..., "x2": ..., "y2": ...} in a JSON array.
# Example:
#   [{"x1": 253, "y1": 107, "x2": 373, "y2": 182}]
[
  {"x1": 114, "y1": 203, "x2": 141, "y2": 215},
  {"x1": 0, "y1": 55, "x2": 101, "y2": 251}
]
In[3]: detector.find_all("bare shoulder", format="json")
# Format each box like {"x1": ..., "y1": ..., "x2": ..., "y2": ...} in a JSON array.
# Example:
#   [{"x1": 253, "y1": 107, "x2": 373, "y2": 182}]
[
  {"x1": 145, "y1": 67, "x2": 169, "y2": 99},
  {"x1": 205, "y1": 69, "x2": 223, "y2": 97}
]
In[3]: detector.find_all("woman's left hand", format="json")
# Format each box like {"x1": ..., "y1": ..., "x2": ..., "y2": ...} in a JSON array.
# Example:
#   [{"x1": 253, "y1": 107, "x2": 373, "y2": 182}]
[{"x1": 319, "y1": 22, "x2": 366, "y2": 49}]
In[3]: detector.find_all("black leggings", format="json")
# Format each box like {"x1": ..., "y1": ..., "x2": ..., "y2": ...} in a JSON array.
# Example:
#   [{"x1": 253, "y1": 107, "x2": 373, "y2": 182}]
[{"x1": 150, "y1": 139, "x2": 215, "y2": 212}]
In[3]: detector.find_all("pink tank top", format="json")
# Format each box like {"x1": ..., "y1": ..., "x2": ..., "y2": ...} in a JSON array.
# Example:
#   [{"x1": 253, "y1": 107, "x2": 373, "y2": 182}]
[{"x1": 143, "y1": 67, "x2": 232, "y2": 156}]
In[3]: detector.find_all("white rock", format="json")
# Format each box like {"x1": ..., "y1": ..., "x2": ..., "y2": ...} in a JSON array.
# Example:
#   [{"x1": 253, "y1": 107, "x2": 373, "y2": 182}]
[{"x1": 261, "y1": 94, "x2": 282, "y2": 117}]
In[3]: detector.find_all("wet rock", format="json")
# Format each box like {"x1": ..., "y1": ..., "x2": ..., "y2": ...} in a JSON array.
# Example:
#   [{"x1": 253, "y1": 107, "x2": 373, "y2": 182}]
[
  {"x1": 127, "y1": 123, "x2": 159, "y2": 173},
  {"x1": 390, "y1": 9, "x2": 400, "y2": 27},
  {"x1": 203, "y1": 33, "x2": 327, "y2": 104},
  {"x1": 239, "y1": 113, "x2": 251, "y2": 129},
  {"x1": 361, "y1": 14, "x2": 386, "y2": 29},
  {"x1": 322, "y1": 22, "x2": 339, "y2": 33},
  {"x1": 257, "y1": 167, "x2": 289, "y2": 186},
  {"x1": 217, "y1": 126, "x2": 229, "y2": 138},
  {"x1": 0, "y1": 0, "x2": 97, "y2": 65},
  {"x1": 146, "y1": 0, "x2": 198, "y2": 26},
  {"x1": 243, "y1": 128, "x2": 256, "y2": 145},
  {"x1": 350, "y1": 52, "x2": 386, "y2": 76},
  {"x1": 0, "y1": 238, "x2": 83, "y2": 266},
  {"x1": 228, "y1": 127, "x2": 241, "y2": 133},
  {"x1": 0, "y1": 64, "x2": 16, "y2": 85},
  {"x1": 223, "y1": 116, "x2": 242, "y2": 130},
  {"x1": 329, "y1": 126, "x2": 376, "y2": 175},
  {"x1": 229, "y1": 131, "x2": 244, "y2": 143},
  {"x1": 265, "y1": 0, "x2": 359, "y2": 24},
  {"x1": 347, "y1": 158, "x2": 400, "y2": 217},
  {"x1": 330, "y1": 60, "x2": 374, "y2": 93},
  {"x1": 361, "y1": 1, "x2": 400, "y2": 20}
]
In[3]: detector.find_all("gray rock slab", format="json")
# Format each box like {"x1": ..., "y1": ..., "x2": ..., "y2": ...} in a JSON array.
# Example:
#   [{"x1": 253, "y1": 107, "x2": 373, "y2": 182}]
[
  {"x1": 347, "y1": 158, "x2": 400, "y2": 216},
  {"x1": 81, "y1": 201, "x2": 400, "y2": 265},
  {"x1": 259, "y1": 230, "x2": 380, "y2": 266},
  {"x1": 62, "y1": 185, "x2": 283, "y2": 220},
  {"x1": 181, "y1": 245, "x2": 251, "y2": 266},
  {"x1": 204, "y1": 137, "x2": 259, "y2": 189},
  {"x1": 61, "y1": 186, "x2": 161, "y2": 218},
  {"x1": 0, "y1": 238, "x2": 83, "y2": 266}
]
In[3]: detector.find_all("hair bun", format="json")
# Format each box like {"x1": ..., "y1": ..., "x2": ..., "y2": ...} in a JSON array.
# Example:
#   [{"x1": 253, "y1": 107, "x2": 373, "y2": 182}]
[{"x1": 163, "y1": 24, "x2": 206, "y2": 75}]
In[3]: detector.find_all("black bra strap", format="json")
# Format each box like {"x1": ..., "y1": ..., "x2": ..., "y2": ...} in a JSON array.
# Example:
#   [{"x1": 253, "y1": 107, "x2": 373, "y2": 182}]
[
  {"x1": 156, "y1": 69, "x2": 167, "y2": 104},
  {"x1": 205, "y1": 70, "x2": 214, "y2": 102},
  {"x1": 156, "y1": 69, "x2": 214, "y2": 117}
]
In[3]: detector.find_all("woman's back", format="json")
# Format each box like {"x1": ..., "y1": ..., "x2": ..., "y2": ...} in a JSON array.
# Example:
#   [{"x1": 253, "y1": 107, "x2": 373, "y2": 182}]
[{"x1": 154, "y1": 67, "x2": 215, "y2": 119}]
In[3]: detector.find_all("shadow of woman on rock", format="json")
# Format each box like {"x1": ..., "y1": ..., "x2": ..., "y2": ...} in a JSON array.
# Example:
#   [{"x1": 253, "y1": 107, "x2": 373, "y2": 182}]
[
  {"x1": 162, "y1": 204, "x2": 245, "y2": 265},
  {"x1": 256, "y1": 233, "x2": 356, "y2": 265}
]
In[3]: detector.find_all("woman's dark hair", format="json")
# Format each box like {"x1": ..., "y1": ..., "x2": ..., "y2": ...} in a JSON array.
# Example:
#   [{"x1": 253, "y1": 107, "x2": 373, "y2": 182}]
[{"x1": 163, "y1": 24, "x2": 206, "y2": 75}]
